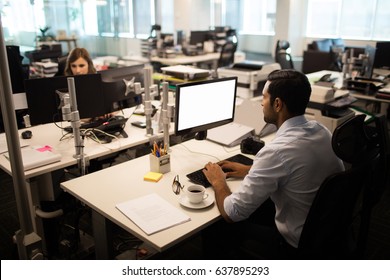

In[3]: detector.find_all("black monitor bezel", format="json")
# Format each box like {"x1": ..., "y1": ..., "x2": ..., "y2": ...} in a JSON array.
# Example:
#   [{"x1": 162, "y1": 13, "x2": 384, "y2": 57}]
[
  {"x1": 373, "y1": 41, "x2": 390, "y2": 69},
  {"x1": 189, "y1": 30, "x2": 210, "y2": 46},
  {"x1": 99, "y1": 64, "x2": 145, "y2": 112},
  {"x1": 24, "y1": 73, "x2": 106, "y2": 126},
  {"x1": 174, "y1": 76, "x2": 238, "y2": 138}
]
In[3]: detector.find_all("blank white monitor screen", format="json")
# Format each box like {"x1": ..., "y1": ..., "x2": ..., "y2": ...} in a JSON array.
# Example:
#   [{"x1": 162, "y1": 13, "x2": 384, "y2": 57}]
[{"x1": 175, "y1": 77, "x2": 237, "y2": 138}]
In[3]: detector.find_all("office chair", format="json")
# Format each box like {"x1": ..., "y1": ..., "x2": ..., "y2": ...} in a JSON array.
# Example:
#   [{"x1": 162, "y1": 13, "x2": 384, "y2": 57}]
[
  {"x1": 275, "y1": 50, "x2": 294, "y2": 69},
  {"x1": 274, "y1": 40, "x2": 294, "y2": 69},
  {"x1": 55, "y1": 55, "x2": 68, "y2": 76},
  {"x1": 298, "y1": 114, "x2": 383, "y2": 259},
  {"x1": 356, "y1": 114, "x2": 390, "y2": 257},
  {"x1": 275, "y1": 40, "x2": 291, "y2": 62},
  {"x1": 217, "y1": 41, "x2": 236, "y2": 68}
]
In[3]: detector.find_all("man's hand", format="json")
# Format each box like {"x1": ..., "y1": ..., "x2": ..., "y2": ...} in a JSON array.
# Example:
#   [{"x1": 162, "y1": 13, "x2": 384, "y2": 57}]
[{"x1": 218, "y1": 160, "x2": 251, "y2": 178}]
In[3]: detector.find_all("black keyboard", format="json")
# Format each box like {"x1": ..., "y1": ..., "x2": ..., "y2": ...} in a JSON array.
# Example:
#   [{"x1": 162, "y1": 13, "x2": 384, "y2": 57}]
[{"x1": 186, "y1": 154, "x2": 253, "y2": 187}]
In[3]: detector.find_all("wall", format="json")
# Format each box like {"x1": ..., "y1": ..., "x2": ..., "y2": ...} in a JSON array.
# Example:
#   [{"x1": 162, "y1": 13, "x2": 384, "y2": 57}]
[
  {"x1": 238, "y1": 34, "x2": 274, "y2": 54},
  {"x1": 78, "y1": 36, "x2": 141, "y2": 58}
]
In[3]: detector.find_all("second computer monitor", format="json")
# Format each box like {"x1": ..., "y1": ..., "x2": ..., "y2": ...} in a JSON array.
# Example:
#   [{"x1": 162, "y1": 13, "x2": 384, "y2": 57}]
[
  {"x1": 99, "y1": 64, "x2": 145, "y2": 112},
  {"x1": 25, "y1": 73, "x2": 106, "y2": 126},
  {"x1": 373, "y1": 41, "x2": 390, "y2": 69},
  {"x1": 175, "y1": 76, "x2": 238, "y2": 140},
  {"x1": 189, "y1": 30, "x2": 210, "y2": 46}
]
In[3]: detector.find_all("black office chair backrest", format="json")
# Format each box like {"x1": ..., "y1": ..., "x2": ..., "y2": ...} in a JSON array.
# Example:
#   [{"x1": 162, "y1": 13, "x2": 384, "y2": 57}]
[
  {"x1": 276, "y1": 50, "x2": 294, "y2": 69},
  {"x1": 218, "y1": 41, "x2": 236, "y2": 68},
  {"x1": 275, "y1": 40, "x2": 290, "y2": 62},
  {"x1": 298, "y1": 164, "x2": 368, "y2": 259},
  {"x1": 298, "y1": 114, "x2": 378, "y2": 259},
  {"x1": 55, "y1": 55, "x2": 68, "y2": 76},
  {"x1": 356, "y1": 114, "x2": 390, "y2": 256}
]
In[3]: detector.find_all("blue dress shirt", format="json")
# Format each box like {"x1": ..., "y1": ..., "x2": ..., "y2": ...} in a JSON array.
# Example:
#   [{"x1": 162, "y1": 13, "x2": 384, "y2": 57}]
[{"x1": 224, "y1": 115, "x2": 345, "y2": 248}]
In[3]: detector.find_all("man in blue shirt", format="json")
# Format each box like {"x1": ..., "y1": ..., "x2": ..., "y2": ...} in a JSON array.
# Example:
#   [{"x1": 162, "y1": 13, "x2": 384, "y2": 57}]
[{"x1": 202, "y1": 69, "x2": 345, "y2": 259}]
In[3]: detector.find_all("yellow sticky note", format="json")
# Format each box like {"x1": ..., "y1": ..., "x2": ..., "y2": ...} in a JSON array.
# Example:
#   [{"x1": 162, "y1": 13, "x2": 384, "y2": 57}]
[{"x1": 143, "y1": 171, "x2": 163, "y2": 182}]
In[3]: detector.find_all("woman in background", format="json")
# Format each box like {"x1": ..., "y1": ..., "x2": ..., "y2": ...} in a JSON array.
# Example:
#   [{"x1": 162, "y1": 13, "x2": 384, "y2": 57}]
[{"x1": 64, "y1": 47, "x2": 96, "y2": 76}]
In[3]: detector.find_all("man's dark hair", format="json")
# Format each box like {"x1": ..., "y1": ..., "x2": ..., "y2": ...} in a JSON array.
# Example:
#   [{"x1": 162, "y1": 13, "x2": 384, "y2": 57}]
[{"x1": 267, "y1": 69, "x2": 311, "y2": 115}]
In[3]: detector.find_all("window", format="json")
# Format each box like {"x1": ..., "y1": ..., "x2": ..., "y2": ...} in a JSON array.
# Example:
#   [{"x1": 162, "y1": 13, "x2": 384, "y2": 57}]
[
  {"x1": 307, "y1": 0, "x2": 390, "y2": 40},
  {"x1": 215, "y1": 0, "x2": 276, "y2": 35},
  {"x1": 82, "y1": 0, "x2": 153, "y2": 38},
  {"x1": 0, "y1": 0, "x2": 45, "y2": 34}
]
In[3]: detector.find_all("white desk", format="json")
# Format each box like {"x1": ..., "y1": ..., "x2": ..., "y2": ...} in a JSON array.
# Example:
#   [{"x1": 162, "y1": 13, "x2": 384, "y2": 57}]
[
  {"x1": 150, "y1": 52, "x2": 245, "y2": 70},
  {"x1": 60, "y1": 133, "x2": 275, "y2": 259},
  {"x1": 306, "y1": 70, "x2": 390, "y2": 103},
  {"x1": 0, "y1": 107, "x2": 172, "y2": 250},
  {"x1": 0, "y1": 108, "x2": 169, "y2": 179},
  {"x1": 307, "y1": 70, "x2": 390, "y2": 115}
]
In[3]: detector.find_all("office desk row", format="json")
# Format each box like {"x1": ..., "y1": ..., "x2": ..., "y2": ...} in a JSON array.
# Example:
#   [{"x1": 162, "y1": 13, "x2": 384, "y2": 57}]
[
  {"x1": 307, "y1": 70, "x2": 390, "y2": 115},
  {"x1": 150, "y1": 51, "x2": 245, "y2": 70},
  {"x1": 60, "y1": 133, "x2": 275, "y2": 259}
]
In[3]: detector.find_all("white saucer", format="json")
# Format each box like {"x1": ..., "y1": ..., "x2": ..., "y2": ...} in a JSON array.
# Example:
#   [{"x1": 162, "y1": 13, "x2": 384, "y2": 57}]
[{"x1": 179, "y1": 195, "x2": 214, "y2": 209}]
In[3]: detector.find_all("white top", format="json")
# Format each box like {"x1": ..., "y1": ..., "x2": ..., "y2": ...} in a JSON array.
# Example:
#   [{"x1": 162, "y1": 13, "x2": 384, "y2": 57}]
[{"x1": 224, "y1": 115, "x2": 345, "y2": 248}]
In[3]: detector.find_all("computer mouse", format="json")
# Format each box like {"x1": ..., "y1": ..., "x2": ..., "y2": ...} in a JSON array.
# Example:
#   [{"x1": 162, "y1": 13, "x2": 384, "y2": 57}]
[{"x1": 21, "y1": 130, "x2": 32, "y2": 139}]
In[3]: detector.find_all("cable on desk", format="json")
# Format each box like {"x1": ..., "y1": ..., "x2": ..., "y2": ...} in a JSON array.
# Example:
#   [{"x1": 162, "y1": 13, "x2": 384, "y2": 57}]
[{"x1": 178, "y1": 142, "x2": 221, "y2": 161}]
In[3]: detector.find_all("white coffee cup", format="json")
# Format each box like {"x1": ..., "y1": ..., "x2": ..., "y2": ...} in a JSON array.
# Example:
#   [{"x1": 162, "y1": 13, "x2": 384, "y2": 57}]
[{"x1": 186, "y1": 184, "x2": 208, "y2": 204}]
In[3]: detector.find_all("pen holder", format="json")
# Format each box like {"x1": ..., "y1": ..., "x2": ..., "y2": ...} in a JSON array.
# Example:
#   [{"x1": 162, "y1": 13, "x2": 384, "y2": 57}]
[{"x1": 149, "y1": 153, "x2": 171, "y2": 174}]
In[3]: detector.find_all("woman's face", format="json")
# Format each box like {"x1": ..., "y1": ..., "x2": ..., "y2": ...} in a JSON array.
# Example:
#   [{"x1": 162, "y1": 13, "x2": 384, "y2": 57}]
[{"x1": 70, "y1": 57, "x2": 89, "y2": 75}]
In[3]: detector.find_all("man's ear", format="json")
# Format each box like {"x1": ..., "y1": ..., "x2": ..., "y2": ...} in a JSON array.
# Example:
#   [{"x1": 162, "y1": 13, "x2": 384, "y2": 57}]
[{"x1": 273, "y1": 97, "x2": 283, "y2": 112}]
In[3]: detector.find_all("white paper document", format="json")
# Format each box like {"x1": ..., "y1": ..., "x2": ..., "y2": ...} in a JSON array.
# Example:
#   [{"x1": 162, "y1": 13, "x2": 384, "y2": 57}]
[{"x1": 116, "y1": 193, "x2": 191, "y2": 235}]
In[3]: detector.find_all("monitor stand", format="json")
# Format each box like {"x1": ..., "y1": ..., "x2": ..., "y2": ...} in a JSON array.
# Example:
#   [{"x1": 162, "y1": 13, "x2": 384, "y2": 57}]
[{"x1": 195, "y1": 130, "x2": 207, "y2": 140}]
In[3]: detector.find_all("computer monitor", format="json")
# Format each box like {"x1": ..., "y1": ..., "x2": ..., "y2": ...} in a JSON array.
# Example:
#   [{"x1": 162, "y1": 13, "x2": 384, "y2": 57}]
[
  {"x1": 99, "y1": 64, "x2": 145, "y2": 112},
  {"x1": 189, "y1": 30, "x2": 210, "y2": 46},
  {"x1": 24, "y1": 73, "x2": 106, "y2": 125},
  {"x1": 373, "y1": 41, "x2": 390, "y2": 69},
  {"x1": 175, "y1": 77, "x2": 238, "y2": 140}
]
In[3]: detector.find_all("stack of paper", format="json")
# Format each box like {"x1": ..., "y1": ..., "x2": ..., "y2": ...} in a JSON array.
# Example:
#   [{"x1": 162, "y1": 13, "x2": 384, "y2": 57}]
[
  {"x1": 32, "y1": 61, "x2": 58, "y2": 77},
  {"x1": 116, "y1": 193, "x2": 191, "y2": 235}
]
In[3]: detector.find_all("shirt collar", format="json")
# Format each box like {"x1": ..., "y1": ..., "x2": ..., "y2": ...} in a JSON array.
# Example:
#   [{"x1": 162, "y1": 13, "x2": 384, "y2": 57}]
[{"x1": 275, "y1": 115, "x2": 308, "y2": 137}]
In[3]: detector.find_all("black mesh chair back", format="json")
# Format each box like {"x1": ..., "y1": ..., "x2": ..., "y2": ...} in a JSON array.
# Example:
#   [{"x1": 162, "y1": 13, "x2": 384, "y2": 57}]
[
  {"x1": 276, "y1": 50, "x2": 294, "y2": 69},
  {"x1": 356, "y1": 114, "x2": 390, "y2": 256},
  {"x1": 218, "y1": 41, "x2": 236, "y2": 68},
  {"x1": 55, "y1": 55, "x2": 68, "y2": 76},
  {"x1": 275, "y1": 40, "x2": 290, "y2": 62}
]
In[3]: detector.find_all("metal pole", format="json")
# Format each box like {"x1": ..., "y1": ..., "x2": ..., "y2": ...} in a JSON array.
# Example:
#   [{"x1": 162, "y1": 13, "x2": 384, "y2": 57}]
[
  {"x1": 143, "y1": 65, "x2": 154, "y2": 136},
  {"x1": 161, "y1": 82, "x2": 170, "y2": 151},
  {"x1": 0, "y1": 15, "x2": 42, "y2": 259}
]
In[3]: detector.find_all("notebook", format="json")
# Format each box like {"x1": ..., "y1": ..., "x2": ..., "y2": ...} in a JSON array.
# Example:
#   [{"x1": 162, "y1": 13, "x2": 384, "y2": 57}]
[{"x1": 4, "y1": 145, "x2": 61, "y2": 171}]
